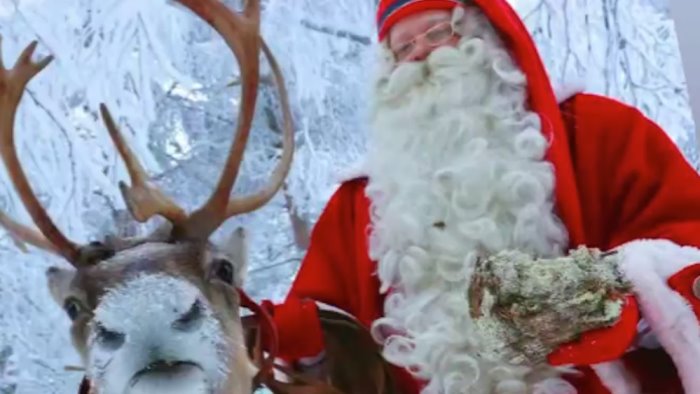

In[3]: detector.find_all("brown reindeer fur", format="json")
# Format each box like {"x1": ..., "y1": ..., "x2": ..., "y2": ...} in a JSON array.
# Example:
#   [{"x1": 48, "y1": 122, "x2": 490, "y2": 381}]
[{"x1": 245, "y1": 309, "x2": 398, "y2": 394}]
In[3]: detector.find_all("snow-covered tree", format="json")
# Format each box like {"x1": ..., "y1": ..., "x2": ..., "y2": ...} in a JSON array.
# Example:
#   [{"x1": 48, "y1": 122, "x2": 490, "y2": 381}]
[{"x1": 0, "y1": 0, "x2": 694, "y2": 392}]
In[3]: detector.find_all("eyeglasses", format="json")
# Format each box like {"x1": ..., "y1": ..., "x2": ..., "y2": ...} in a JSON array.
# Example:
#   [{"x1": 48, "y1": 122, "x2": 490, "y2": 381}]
[{"x1": 391, "y1": 21, "x2": 457, "y2": 62}]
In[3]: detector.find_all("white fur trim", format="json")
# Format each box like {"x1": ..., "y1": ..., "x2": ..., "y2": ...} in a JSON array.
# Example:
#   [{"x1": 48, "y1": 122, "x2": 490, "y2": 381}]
[
  {"x1": 297, "y1": 352, "x2": 326, "y2": 367},
  {"x1": 590, "y1": 360, "x2": 641, "y2": 394},
  {"x1": 335, "y1": 160, "x2": 368, "y2": 184},
  {"x1": 616, "y1": 239, "x2": 700, "y2": 393},
  {"x1": 552, "y1": 78, "x2": 586, "y2": 104},
  {"x1": 633, "y1": 318, "x2": 661, "y2": 349},
  {"x1": 272, "y1": 359, "x2": 293, "y2": 382},
  {"x1": 313, "y1": 300, "x2": 358, "y2": 320}
]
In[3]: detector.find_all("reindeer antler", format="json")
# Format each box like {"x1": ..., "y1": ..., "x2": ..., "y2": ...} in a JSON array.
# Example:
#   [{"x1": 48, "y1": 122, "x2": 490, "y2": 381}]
[
  {"x1": 0, "y1": 210, "x2": 58, "y2": 254},
  {"x1": 0, "y1": 0, "x2": 295, "y2": 261},
  {"x1": 225, "y1": 40, "x2": 294, "y2": 218},
  {"x1": 0, "y1": 37, "x2": 83, "y2": 263},
  {"x1": 172, "y1": 0, "x2": 295, "y2": 240},
  {"x1": 0, "y1": 37, "x2": 183, "y2": 265},
  {"x1": 99, "y1": 104, "x2": 187, "y2": 224}
]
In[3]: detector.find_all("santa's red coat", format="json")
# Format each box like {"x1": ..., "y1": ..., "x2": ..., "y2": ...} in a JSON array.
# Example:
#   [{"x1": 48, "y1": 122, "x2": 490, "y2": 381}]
[{"x1": 268, "y1": 0, "x2": 700, "y2": 392}]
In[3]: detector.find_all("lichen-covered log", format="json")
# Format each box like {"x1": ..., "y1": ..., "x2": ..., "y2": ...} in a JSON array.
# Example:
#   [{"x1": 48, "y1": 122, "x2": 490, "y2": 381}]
[{"x1": 468, "y1": 247, "x2": 631, "y2": 365}]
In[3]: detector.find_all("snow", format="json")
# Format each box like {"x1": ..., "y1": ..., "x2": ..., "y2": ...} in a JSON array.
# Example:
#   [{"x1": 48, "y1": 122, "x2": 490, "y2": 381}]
[
  {"x1": 0, "y1": 0, "x2": 695, "y2": 393},
  {"x1": 89, "y1": 273, "x2": 231, "y2": 394}
]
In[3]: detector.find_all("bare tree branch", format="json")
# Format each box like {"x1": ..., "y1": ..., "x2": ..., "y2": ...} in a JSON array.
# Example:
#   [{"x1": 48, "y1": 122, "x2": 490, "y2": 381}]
[
  {"x1": 249, "y1": 257, "x2": 301, "y2": 274},
  {"x1": 300, "y1": 19, "x2": 371, "y2": 46},
  {"x1": 282, "y1": 182, "x2": 310, "y2": 250}
]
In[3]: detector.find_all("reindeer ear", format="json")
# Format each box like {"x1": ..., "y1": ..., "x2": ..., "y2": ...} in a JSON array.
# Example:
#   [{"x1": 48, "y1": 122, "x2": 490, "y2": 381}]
[
  {"x1": 222, "y1": 226, "x2": 248, "y2": 288},
  {"x1": 46, "y1": 266, "x2": 77, "y2": 306}
]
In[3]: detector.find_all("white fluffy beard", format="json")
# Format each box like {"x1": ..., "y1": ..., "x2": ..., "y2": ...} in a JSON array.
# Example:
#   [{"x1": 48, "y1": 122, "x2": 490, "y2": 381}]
[
  {"x1": 86, "y1": 274, "x2": 240, "y2": 394},
  {"x1": 365, "y1": 8, "x2": 576, "y2": 394}
]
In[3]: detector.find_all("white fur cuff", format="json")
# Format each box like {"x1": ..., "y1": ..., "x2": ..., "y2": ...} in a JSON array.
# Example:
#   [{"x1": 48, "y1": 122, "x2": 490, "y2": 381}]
[
  {"x1": 615, "y1": 239, "x2": 700, "y2": 393},
  {"x1": 591, "y1": 360, "x2": 641, "y2": 394},
  {"x1": 552, "y1": 78, "x2": 586, "y2": 104}
]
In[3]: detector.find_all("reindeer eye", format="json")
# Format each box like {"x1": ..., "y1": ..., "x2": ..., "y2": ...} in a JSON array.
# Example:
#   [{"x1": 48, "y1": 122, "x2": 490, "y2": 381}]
[
  {"x1": 63, "y1": 298, "x2": 83, "y2": 320},
  {"x1": 213, "y1": 258, "x2": 234, "y2": 285},
  {"x1": 83, "y1": 240, "x2": 115, "y2": 261},
  {"x1": 173, "y1": 299, "x2": 204, "y2": 332}
]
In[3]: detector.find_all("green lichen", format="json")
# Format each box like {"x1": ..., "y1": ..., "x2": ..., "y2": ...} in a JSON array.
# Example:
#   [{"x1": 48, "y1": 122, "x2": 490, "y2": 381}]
[{"x1": 469, "y1": 246, "x2": 631, "y2": 365}]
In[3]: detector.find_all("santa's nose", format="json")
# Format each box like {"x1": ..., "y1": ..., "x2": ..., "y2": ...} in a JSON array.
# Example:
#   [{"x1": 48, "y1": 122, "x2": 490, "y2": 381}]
[{"x1": 404, "y1": 40, "x2": 432, "y2": 62}]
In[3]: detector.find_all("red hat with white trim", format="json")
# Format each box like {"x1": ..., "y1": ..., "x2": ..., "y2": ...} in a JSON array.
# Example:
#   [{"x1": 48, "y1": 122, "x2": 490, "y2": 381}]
[{"x1": 376, "y1": 0, "x2": 463, "y2": 42}]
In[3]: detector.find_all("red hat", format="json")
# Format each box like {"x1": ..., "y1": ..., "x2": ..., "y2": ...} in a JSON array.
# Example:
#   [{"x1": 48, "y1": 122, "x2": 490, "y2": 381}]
[{"x1": 376, "y1": 0, "x2": 463, "y2": 42}]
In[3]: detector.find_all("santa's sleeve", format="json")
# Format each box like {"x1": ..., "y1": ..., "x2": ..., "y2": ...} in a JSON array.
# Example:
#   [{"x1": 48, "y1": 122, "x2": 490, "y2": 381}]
[
  {"x1": 266, "y1": 179, "x2": 366, "y2": 362},
  {"x1": 549, "y1": 94, "x2": 700, "y2": 392}
]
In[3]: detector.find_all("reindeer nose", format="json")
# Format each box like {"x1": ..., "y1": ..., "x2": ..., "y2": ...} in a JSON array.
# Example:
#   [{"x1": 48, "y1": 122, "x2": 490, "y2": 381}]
[{"x1": 172, "y1": 299, "x2": 204, "y2": 332}]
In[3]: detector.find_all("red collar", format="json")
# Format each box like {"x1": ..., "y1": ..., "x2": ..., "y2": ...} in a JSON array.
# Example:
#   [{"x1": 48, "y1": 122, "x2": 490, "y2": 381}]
[{"x1": 237, "y1": 287, "x2": 279, "y2": 387}]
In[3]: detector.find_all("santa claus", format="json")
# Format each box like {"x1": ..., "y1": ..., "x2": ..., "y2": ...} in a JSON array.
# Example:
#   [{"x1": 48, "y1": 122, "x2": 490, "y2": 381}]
[{"x1": 266, "y1": 1, "x2": 700, "y2": 393}]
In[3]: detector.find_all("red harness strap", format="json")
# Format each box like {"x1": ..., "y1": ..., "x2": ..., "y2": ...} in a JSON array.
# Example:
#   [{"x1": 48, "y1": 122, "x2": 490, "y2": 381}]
[{"x1": 237, "y1": 287, "x2": 279, "y2": 387}]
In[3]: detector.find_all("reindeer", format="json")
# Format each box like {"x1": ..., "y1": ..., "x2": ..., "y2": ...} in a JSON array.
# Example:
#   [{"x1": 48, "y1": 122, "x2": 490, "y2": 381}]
[{"x1": 0, "y1": 1, "x2": 397, "y2": 393}]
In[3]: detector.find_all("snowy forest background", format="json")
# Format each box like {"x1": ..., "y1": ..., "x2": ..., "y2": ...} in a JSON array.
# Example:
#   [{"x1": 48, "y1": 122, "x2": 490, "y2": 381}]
[{"x1": 0, "y1": 0, "x2": 695, "y2": 392}]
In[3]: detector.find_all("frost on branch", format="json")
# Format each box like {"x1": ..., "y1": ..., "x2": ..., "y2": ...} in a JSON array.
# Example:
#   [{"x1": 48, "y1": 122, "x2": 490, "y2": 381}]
[
  {"x1": 518, "y1": 0, "x2": 697, "y2": 162},
  {"x1": 0, "y1": 0, "x2": 696, "y2": 393}
]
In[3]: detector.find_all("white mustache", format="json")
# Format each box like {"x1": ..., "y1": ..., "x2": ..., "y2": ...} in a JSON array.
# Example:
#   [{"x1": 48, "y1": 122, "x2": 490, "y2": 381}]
[
  {"x1": 379, "y1": 61, "x2": 426, "y2": 101},
  {"x1": 376, "y1": 37, "x2": 495, "y2": 104}
]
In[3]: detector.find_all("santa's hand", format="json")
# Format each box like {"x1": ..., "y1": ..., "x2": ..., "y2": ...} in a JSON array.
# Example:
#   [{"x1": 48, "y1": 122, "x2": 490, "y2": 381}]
[{"x1": 467, "y1": 247, "x2": 635, "y2": 365}]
